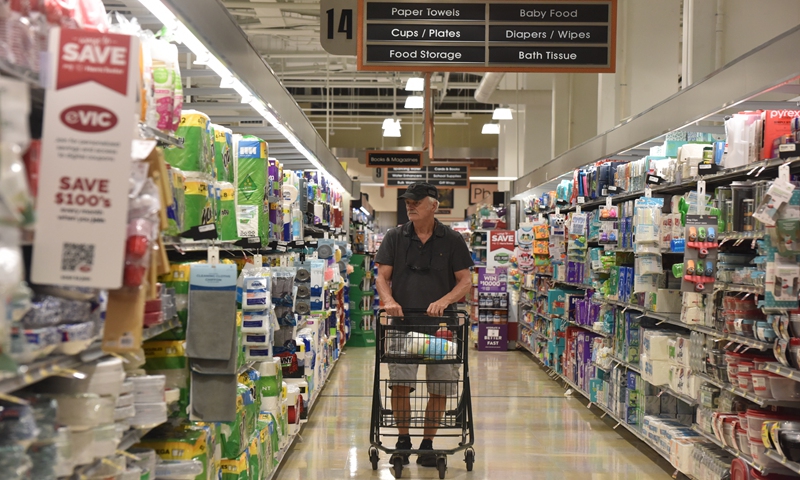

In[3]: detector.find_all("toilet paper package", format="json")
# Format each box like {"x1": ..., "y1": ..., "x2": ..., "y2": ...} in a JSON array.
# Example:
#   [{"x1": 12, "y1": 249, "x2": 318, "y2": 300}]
[
  {"x1": 220, "y1": 448, "x2": 249, "y2": 480},
  {"x1": 217, "y1": 182, "x2": 237, "y2": 241},
  {"x1": 642, "y1": 354, "x2": 671, "y2": 386},
  {"x1": 217, "y1": 383, "x2": 257, "y2": 460},
  {"x1": 258, "y1": 412, "x2": 279, "y2": 469},
  {"x1": 164, "y1": 110, "x2": 213, "y2": 176},
  {"x1": 643, "y1": 330, "x2": 675, "y2": 360}
]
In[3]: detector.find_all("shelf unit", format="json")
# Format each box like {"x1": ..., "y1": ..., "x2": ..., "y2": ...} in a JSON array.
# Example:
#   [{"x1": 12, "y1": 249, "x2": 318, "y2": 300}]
[
  {"x1": 526, "y1": 352, "x2": 692, "y2": 479},
  {"x1": 565, "y1": 320, "x2": 610, "y2": 338},
  {"x1": 0, "y1": 318, "x2": 181, "y2": 396},
  {"x1": 609, "y1": 356, "x2": 642, "y2": 374},
  {"x1": 765, "y1": 449, "x2": 800, "y2": 475},
  {"x1": 695, "y1": 372, "x2": 800, "y2": 408},
  {"x1": 764, "y1": 362, "x2": 800, "y2": 383},
  {"x1": 716, "y1": 283, "x2": 766, "y2": 295},
  {"x1": 691, "y1": 425, "x2": 769, "y2": 475}
]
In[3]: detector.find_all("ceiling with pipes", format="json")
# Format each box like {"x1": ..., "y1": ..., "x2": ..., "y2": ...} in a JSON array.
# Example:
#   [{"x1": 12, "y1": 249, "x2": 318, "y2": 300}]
[{"x1": 218, "y1": 0, "x2": 502, "y2": 140}]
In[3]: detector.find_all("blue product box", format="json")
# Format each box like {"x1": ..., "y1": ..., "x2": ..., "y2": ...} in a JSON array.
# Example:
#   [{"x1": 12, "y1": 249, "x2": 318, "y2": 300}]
[
  {"x1": 589, "y1": 378, "x2": 603, "y2": 403},
  {"x1": 625, "y1": 405, "x2": 638, "y2": 425},
  {"x1": 626, "y1": 371, "x2": 637, "y2": 390}
]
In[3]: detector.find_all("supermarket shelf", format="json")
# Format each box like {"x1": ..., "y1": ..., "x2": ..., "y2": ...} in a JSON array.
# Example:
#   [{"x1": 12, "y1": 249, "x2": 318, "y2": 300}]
[
  {"x1": 267, "y1": 431, "x2": 301, "y2": 480},
  {"x1": 119, "y1": 426, "x2": 156, "y2": 451},
  {"x1": 526, "y1": 348, "x2": 705, "y2": 480},
  {"x1": 139, "y1": 124, "x2": 184, "y2": 148},
  {"x1": 716, "y1": 283, "x2": 765, "y2": 295},
  {"x1": 765, "y1": 450, "x2": 800, "y2": 475},
  {"x1": 718, "y1": 232, "x2": 765, "y2": 243},
  {"x1": 691, "y1": 425, "x2": 768, "y2": 475},
  {"x1": 0, "y1": 319, "x2": 182, "y2": 396},
  {"x1": 660, "y1": 387, "x2": 699, "y2": 407},
  {"x1": 566, "y1": 320, "x2": 611, "y2": 338},
  {"x1": 610, "y1": 356, "x2": 642, "y2": 374},
  {"x1": 764, "y1": 362, "x2": 800, "y2": 382},
  {"x1": 143, "y1": 317, "x2": 181, "y2": 340},
  {"x1": 517, "y1": 339, "x2": 536, "y2": 356},
  {"x1": 519, "y1": 322, "x2": 548, "y2": 341},
  {"x1": 696, "y1": 373, "x2": 799, "y2": 408},
  {"x1": 555, "y1": 280, "x2": 594, "y2": 290}
]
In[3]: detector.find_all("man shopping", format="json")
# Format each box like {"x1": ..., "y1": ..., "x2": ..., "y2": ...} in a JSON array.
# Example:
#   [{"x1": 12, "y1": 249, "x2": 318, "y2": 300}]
[{"x1": 375, "y1": 182, "x2": 474, "y2": 468}]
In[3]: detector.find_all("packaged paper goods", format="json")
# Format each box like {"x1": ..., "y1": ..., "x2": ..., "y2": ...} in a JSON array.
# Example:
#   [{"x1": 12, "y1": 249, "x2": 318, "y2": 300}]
[{"x1": 164, "y1": 110, "x2": 213, "y2": 176}]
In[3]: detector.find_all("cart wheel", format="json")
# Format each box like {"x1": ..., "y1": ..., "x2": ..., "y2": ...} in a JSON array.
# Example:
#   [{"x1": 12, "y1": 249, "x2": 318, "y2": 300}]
[
  {"x1": 437, "y1": 456, "x2": 447, "y2": 479},
  {"x1": 465, "y1": 449, "x2": 475, "y2": 472},
  {"x1": 391, "y1": 455, "x2": 404, "y2": 478},
  {"x1": 369, "y1": 448, "x2": 379, "y2": 471}
]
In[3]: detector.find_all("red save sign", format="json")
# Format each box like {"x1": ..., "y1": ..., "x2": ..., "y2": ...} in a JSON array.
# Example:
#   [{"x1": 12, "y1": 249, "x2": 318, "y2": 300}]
[
  {"x1": 489, "y1": 230, "x2": 515, "y2": 252},
  {"x1": 57, "y1": 29, "x2": 131, "y2": 95}
]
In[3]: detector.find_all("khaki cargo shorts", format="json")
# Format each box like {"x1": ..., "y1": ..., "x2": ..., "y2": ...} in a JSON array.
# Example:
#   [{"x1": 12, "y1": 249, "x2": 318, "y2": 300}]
[{"x1": 389, "y1": 363, "x2": 460, "y2": 396}]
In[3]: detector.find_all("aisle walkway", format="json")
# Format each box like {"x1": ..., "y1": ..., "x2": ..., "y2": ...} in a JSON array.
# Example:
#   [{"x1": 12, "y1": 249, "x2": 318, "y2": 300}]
[{"x1": 277, "y1": 347, "x2": 675, "y2": 479}]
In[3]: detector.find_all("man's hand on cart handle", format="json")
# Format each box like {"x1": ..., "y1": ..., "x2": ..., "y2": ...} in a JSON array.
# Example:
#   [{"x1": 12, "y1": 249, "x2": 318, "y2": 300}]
[
  {"x1": 384, "y1": 300, "x2": 404, "y2": 318},
  {"x1": 427, "y1": 298, "x2": 449, "y2": 317}
]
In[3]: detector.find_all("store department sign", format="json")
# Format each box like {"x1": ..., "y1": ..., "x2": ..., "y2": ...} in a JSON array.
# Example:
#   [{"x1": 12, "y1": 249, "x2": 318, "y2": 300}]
[
  {"x1": 357, "y1": 0, "x2": 617, "y2": 73},
  {"x1": 31, "y1": 28, "x2": 139, "y2": 288},
  {"x1": 470, "y1": 183, "x2": 497, "y2": 205},
  {"x1": 385, "y1": 165, "x2": 469, "y2": 188},
  {"x1": 366, "y1": 150, "x2": 422, "y2": 167}
]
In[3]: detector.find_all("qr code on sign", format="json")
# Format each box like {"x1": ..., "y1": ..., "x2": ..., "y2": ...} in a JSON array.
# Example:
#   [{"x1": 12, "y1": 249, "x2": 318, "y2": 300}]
[{"x1": 61, "y1": 243, "x2": 95, "y2": 272}]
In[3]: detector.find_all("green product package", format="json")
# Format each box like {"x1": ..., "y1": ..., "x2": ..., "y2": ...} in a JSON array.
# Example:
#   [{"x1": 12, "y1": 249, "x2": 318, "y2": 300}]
[
  {"x1": 136, "y1": 424, "x2": 216, "y2": 480},
  {"x1": 217, "y1": 383, "x2": 257, "y2": 460},
  {"x1": 166, "y1": 166, "x2": 186, "y2": 236},
  {"x1": 143, "y1": 340, "x2": 190, "y2": 417},
  {"x1": 164, "y1": 110, "x2": 213, "y2": 176},
  {"x1": 157, "y1": 262, "x2": 191, "y2": 339},
  {"x1": 235, "y1": 135, "x2": 268, "y2": 242},
  {"x1": 183, "y1": 175, "x2": 215, "y2": 232},
  {"x1": 248, "y1": 437, "x2": 260, "y2": 480},
  {"x1": 256, "y1": 420, "x2": 274, "y2": 478},
  {"x1": 220, "y1": 448, "x2": 249, "y2": 480},
  {"x1": 258, "y1": 412, "x2": 279, "y2": 467},
  {"x1": 217, "y1": 182, "x2": 238, "y2": 241},
  {"x1": 213, "y1": 125, "x2": 234, "y2": 183}
]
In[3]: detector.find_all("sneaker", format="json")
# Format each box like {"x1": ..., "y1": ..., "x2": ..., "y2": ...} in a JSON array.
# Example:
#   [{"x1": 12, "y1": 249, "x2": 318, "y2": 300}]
[
  {"x1": 416, "y1": 439, "x2": 437, "y2": 467},
  {"x1": 395, "y1": 435, "x2": 412, "y2": 465}
]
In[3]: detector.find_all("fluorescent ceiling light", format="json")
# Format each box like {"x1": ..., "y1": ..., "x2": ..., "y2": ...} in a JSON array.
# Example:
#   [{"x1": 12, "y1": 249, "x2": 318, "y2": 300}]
[
  {"x1": 405, "y1": 77, "x2": 424, "y2": 91},
  {"x1": 481, "y1": 123, "x2": 500, "y2": 134},
  {"x1": 360, "y1": 183, "x2": 384, "y2": 187},
  {"x1": 382, "y1": 118, "x2": 400, "y2": 129},
  {"x1": 359, "y1": 206, "x2": 370, "y2": 215},
  {"x1": 383, "y1": 126, "x2": 401, "y2": 137},
  {"x1": 470, "y1": 176, "x2": 518, "y2": 182},
  {"x1": 493, "y1": 107, "x2": 513, "y2": 120},
  {"x1": 404, "y1": 95, "x2": 424, "y2": 109}
]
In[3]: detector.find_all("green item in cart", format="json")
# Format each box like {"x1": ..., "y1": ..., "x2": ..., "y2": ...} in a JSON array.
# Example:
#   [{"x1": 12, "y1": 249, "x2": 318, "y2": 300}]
[
  {"x1": 164, "y1": 110, "x2": 213, "y2": 176},
  {"x1": 213, "y1": 124, "x2": 234, "y2": 182},
  {"x1": 235, "y1": 135, "x2": 268, "y2": 241}
]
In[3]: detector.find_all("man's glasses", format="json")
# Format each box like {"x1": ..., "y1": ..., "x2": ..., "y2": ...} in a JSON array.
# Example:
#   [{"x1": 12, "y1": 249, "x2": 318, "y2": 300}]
[{"x1": 406, "y1": 241, "x2": 432, "y2": 273}]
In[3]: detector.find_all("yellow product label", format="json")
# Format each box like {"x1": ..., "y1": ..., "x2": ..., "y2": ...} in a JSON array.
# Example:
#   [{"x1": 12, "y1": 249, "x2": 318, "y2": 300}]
[
  {"x1": 221, "y1": 187, "x2": 235, "y2": 201},
  {"x1": 261, "y1": 141, "x2": 268, "y2": 159},
  {"x1": 250, "y1": 437, "x2": 260, "y2": 456},
  {"x1": 147, "y1": 440, "x2": 201, "y2": 460},
  {"x1": 220, "y1": 453, "x2": 248, "y2": 473},
  {"x1": 143, "y1": 341, "x2": 185, "y2": 358},
  {"x1": 236, "y1": 310, "x2": 242, "y2": 327},
  {"x1": 767, "y1": 422, "x2": 780, "y2": 448},
  {"x1": 181, "y1": 112, "x2": 209, "y2": 128},
  {"x1": 185, "y1": 180, "x2": 208, "y2": 196},
  {"x1": 259, "y1": 412, "x2": 276, "y2": 424},
  {"x1": 173, "y1": 170, "x2": 186, "y2": 190},
  {"x1": 161, "y1": 263, "x2": 190, "y2": 283},
  {"x1": 237, "y1": 395, "x2": 244, "y2": 409},
  {"x1": 214, "y1": 128, "x2": 228, "y2": 142}
]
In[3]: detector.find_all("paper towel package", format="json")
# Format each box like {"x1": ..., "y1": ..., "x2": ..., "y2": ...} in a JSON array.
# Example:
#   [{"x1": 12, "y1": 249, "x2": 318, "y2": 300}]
[{"x1": 642, "y1": 354, "x2": 671, "y2": 386}]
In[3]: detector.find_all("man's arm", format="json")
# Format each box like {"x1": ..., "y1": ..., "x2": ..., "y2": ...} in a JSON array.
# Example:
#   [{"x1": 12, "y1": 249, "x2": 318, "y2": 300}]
[
  {"x1": 427, "y1": 268, "x2": 472, "y2": 317},
  {"x1": 376, "y1": 264, "x2": 403, "y2": 317}
]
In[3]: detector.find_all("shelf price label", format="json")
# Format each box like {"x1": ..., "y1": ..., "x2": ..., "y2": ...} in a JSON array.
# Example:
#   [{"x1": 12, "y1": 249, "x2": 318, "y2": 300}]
[{"x1": 32, "y1": 28, "x2": 139, "y2": 289}]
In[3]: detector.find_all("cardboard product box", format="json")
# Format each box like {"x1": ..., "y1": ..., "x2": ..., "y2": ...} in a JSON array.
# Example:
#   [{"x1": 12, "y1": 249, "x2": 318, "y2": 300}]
[
  {"x1": 589, "y1": 378, "x2": 603, "y2": 403},
  {"x1": 652, "y1": 289, "x2": 682, "y2": 313},
  {"x1": 761, "y1": 109, "x2": 800, "y2": 160},
  {"x1": 625, "y1": 405, "x2": 639, "y2": 425},
  {"x1": 626, "y1": 371, "x2": 638, "y2": 390}
]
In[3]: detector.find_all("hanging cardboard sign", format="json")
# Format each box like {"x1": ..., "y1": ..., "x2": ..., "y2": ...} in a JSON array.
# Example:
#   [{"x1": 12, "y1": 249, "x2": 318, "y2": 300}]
[
  {"x1": 31, "y1": 28, "x2": 139, "y2": 288},
  {"x1": 487, "y1": 230, "x2": 515, "y2": 268}
]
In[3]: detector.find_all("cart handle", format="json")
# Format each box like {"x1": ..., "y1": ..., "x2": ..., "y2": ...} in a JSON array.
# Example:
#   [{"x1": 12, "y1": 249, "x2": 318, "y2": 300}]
[{"x1": 377, "y1": 308, "x2": 469, "y2": 325}]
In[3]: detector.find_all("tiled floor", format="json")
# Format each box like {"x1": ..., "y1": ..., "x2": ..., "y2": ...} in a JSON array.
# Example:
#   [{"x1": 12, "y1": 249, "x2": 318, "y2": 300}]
[{"x1": 276, "y1": 346, "x2": 675, "y2": 479}]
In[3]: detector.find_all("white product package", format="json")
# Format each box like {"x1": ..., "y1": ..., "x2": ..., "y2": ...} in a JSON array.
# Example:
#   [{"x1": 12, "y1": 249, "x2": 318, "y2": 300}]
[
  {"x1": 242, "y1": 310, "x2": 270, "y2": 333},
  {"x1": 643, "y1": 330, "x2": 675, "y2": 360},
  {"x1": 642, "y1": 354, "x2": 671, "y2": 386}
]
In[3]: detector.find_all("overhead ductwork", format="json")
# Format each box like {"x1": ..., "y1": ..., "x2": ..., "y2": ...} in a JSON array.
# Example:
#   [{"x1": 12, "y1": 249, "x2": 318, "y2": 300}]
[{"x1": 474, "y1": 72, "x2": 550, "y2": 105}]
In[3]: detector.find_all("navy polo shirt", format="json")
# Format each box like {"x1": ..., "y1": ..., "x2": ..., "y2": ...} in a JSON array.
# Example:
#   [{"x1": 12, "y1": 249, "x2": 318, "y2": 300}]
[{"x1": 375, "y1": 220, "x2": 474, "y2": 320}]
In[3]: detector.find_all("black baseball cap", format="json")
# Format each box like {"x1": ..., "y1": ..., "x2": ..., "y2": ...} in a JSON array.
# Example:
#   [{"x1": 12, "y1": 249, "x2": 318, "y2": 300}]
[{"x1": 399, "y1": 182, "x2": 438, "y2": 201}]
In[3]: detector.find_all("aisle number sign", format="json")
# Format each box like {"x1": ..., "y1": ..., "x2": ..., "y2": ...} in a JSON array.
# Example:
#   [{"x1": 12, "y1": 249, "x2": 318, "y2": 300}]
[
  {"x1": 31, "y1": 28, "x2": 139, "y2": 288},
  {"x1": 356, "y1": 0, "x2": 617, "y2": 73}
]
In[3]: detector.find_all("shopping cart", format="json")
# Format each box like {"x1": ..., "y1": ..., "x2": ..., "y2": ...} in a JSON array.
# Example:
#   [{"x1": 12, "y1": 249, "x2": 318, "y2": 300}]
[{"x1": 368, "y1": 309, "x2": 475, "y2": 479}]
